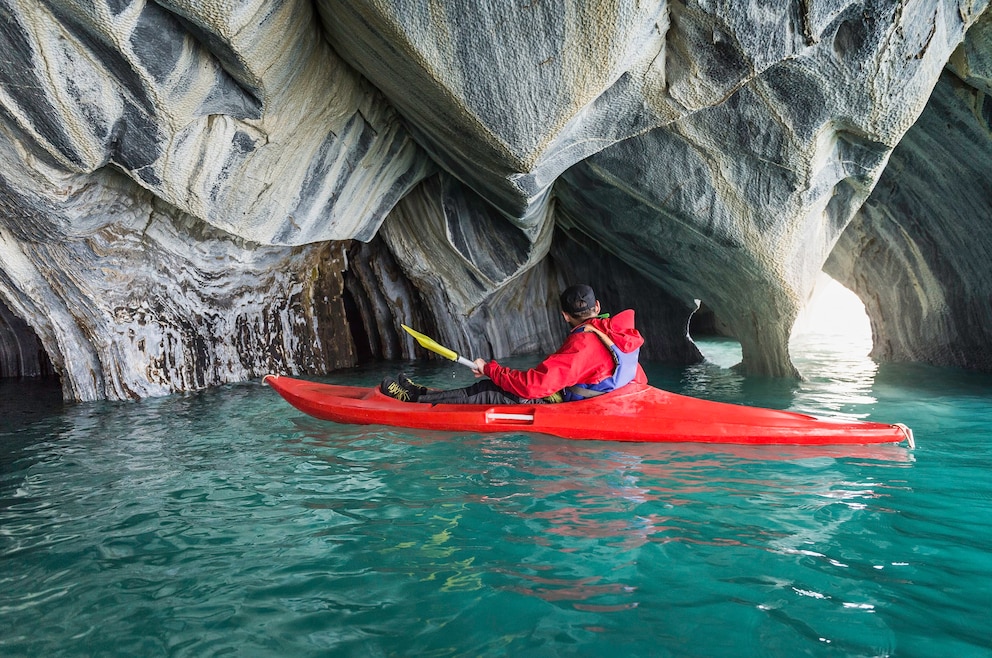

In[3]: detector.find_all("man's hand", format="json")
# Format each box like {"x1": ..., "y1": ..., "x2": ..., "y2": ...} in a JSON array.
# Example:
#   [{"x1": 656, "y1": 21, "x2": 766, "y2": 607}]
[{"x1": 472, "y1": 358, "x2": 487, "y2": 377}]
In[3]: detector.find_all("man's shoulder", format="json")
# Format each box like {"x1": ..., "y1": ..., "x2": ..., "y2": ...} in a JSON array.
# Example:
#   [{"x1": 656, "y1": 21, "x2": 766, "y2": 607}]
[
  {"x1": 611, "y1": 309, "x2": 636, "y2": 324},
  {"x1": 592, "y1": 309, "x2": 637, "y2": 332}
]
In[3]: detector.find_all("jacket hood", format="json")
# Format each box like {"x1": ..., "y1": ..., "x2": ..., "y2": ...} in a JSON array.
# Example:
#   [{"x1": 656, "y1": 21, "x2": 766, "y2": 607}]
[{"x1": 584, "y1": 309, "x2": 644, "y2": 352}]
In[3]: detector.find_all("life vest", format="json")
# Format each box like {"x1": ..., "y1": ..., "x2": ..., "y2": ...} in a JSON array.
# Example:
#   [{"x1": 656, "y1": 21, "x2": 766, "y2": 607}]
[{"x1": 562, "y1": 323, "x2": 640, "y2": 402}]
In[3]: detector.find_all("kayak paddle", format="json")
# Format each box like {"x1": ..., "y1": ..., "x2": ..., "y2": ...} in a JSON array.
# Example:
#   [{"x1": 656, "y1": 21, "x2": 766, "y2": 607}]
[{"x1": 401, "y1": 324, "x2": 478, "y2": 370}]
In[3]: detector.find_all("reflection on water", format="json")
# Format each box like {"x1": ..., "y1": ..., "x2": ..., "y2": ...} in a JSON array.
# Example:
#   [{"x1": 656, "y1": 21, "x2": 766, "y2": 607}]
[
  {"x1": 465, "y1": 436, "x2": 914, "y2": 617},
  {"x1": 666, "y1": 336, "x2": 881, "y2": 422},
  {"x1": 685, "y1": 273, "x2": 882, "y2": 420},
  {"x1": 790, "y1": 319, "x2": 880, "y2": 419}
]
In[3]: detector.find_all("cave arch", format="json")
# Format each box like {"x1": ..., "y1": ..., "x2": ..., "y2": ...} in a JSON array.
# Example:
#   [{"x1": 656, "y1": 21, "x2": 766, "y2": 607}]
[
  {"x1": 825, "y1": 70, "x2": 992, "y2": 374},
  {"x1": 789, "y1": 273, "x2": 872, "y2": 354}
]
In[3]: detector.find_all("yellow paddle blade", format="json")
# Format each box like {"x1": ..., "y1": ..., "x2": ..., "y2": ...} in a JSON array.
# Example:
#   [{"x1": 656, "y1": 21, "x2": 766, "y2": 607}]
[{"x1": 401, "y1": 324, "x2": 459, "y2": 361}]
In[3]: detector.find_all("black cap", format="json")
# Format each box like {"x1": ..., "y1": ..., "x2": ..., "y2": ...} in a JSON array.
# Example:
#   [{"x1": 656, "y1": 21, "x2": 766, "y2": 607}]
[{"x1": 560, "y1": 284, "x2": 596, "y2": 315}]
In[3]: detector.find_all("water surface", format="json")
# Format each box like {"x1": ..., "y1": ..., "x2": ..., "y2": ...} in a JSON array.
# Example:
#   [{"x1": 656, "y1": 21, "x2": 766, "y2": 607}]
[{"x1": 2, "y1": 337, "x2": 990, "y2": 656}]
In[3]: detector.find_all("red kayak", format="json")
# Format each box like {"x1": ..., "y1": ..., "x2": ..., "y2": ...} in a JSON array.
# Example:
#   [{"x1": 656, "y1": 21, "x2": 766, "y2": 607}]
[{"x1": 264, "y1": 375, "x2": 914, "y2": 447}]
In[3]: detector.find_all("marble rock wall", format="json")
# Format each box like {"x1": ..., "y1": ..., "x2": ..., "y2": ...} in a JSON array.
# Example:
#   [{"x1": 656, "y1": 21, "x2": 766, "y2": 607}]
[
  {"x1": 316, "y1": 0, "x2": 990, "y2": 378},
  {"x1": 2, "y1": 0, "x2": 992, "y2": 400},
  {"x1": 827, "y1": 71, "x2": 992, "y2": 371},
  {"x1": 0, "y1": 0, "x2": 425, "y2": 400},
  {"x1": 827, "y1": 8, "x2": 992, "y2": 372},
  {"x1": 0, "y1": 167, "x2": 354, "y2": 400}
]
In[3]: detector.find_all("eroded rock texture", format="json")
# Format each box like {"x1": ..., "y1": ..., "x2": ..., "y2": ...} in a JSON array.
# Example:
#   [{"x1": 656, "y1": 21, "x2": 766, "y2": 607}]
[
  {"x1": 826, "y1": 7, "x2": 992, "y2": 372},
  {"x1": 1, "y1": 0, "x2": 991, "y2": 400},
  {"x1": 0, "y1": 167, "x2": 354, "y2": 400},
  {"x1": 1, "y1": 0, "x2": 432, "y2": 242},
  {"x1": 828, "y1": 71, "x2": 992, "y2": 371}
]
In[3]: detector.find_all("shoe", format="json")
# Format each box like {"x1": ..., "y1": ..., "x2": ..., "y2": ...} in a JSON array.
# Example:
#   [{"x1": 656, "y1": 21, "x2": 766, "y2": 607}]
[
  {"x1": 380, "y1": 376, "x2": 418, "y2": 402},
  {"x1": 399, "y1": 372, "x2": 430, "y2": 396}
]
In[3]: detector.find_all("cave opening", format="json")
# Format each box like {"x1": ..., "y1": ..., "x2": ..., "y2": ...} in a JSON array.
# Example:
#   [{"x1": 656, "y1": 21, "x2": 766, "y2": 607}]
[
  {"x1": 687, "y1": 301, "x2": 742, "y2": 369},
  {"x1": 0, "y1": 299, "x2": 57, "y2": 381},
  {"x1": 789, "y1": 272, "x2": 873, "y2": 357},
  {"x1": 687, "y1": 272, "x2": 873, "y2": 369},
  {"x1": 341, "y1": 284, "x2": 375, "y2": 365}
]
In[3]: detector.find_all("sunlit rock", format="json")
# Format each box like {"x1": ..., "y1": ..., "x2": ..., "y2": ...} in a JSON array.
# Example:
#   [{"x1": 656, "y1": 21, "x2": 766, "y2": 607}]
[
  {"x1": 315, "y1": 0, "x2": 837, "y2": 223},
  {"x1": 552, "y1": 2, "x2": 985, "y2": 377},
  {"x1": 317, "y1": 0, "x2": 665, "y2": 223},
  {"x1": 828, "y1": 8, "x2": 992, "y2": 372},
  {"x1": 317, "y1": 0, "x2": 987, "y2": 377}
]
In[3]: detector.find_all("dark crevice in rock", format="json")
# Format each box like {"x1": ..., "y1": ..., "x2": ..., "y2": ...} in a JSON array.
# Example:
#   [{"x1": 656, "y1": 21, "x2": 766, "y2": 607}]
[
  {"x1": 0, "y1": 297, "x2": 57, "y2": 380},
  {"x1": 343, "y1": 237, "x2": 436, "y2": 363},
  {"x1": 341, "y1": 284, "x2": 374, "y2": 364},
  {"x1": 688, "y1": 302, "x2": 735, "y2": 339}
]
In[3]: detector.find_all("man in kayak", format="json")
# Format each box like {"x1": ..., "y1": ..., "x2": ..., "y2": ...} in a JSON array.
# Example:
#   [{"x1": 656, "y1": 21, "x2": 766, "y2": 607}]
[{"x1": 380, "y1": 284, "x2": 647, "y2": 404}]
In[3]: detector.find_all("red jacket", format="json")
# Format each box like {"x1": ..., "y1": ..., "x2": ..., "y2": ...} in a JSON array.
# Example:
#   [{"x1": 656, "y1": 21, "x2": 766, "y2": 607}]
[{"x1": 483, "y1": 310, "x2": 648, "y2": 399}]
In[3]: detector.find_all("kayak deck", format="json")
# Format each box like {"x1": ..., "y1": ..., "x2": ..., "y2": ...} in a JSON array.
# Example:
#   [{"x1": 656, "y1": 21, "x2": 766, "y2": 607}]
[{"x1": 264, "y1": 375, "x2": 914, "y2": 447}]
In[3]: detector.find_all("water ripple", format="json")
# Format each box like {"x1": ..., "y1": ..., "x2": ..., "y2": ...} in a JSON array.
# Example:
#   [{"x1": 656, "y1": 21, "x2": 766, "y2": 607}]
[{"x1": 2, "y1": 357, "x2": 991, "y2": 656}]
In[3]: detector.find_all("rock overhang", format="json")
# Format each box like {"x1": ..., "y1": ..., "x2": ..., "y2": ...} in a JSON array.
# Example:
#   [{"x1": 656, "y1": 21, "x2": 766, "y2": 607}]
[{"x1": 1, "y1": 0, "x2": 991, "y2": 400}]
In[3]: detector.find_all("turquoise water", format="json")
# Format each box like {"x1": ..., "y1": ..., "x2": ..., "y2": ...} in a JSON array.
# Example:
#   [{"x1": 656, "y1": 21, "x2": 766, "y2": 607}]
[{"x1": 2, "y1": 337, "x2": 991, "y2": 657}]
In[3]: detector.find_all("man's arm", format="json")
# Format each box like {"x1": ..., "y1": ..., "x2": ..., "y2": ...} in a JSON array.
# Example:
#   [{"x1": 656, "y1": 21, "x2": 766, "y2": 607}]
[{"x1": 482, "y1": 334, "x2": 611, "y2": 399}]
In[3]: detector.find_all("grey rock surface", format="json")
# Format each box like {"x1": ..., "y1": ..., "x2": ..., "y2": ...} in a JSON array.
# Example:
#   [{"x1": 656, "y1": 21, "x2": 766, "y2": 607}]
[
  {"x1": 0, "y1": 168, "x2": 354, "y2": 400},
  {"x1": 1, "y1": 0, "x2": 991, "y2": 399},
  {"x1": 827, "y1": 70, "x2": 992, "y2": 371}
]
